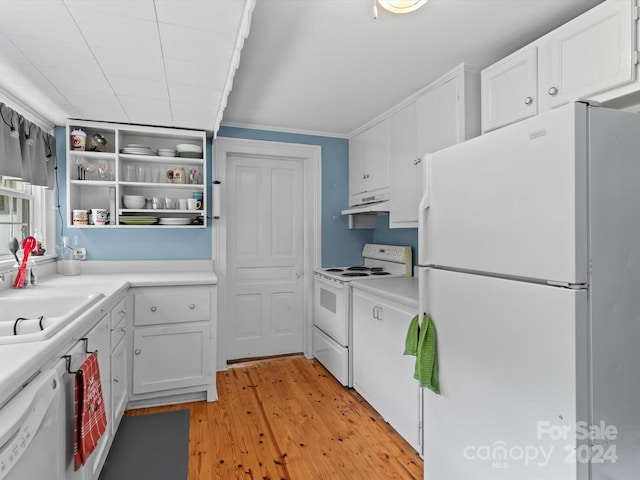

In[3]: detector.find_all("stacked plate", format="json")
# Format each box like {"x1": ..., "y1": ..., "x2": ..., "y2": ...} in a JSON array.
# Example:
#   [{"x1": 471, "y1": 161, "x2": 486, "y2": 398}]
[
  {"x1": 158, "y1": 148, "x2": 175, "y2": 157},
  {"x1": 158, "y1": 217, "x2": 193, "y2": 225},
  {"x1": 119, "y1": 215, "x2": 158, "y2": 225},
  {"x1": 176, "y1": 143, "x2": 203, "y2": 159},
  {"x1": 122, "y1": 144, "x2": 154, "y2": 156}
]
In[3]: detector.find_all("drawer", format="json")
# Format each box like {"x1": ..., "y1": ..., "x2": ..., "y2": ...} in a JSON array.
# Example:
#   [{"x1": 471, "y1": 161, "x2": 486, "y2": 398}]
[
  {"x1": 110, "y1": 296, "x2": 128, "y2": 330},
  {"x1": 111, "y1": 321, "x2": 128, "y2": 350},
  {"x1": 134, "y1": 289, "x2": 211, "y2": 326}
]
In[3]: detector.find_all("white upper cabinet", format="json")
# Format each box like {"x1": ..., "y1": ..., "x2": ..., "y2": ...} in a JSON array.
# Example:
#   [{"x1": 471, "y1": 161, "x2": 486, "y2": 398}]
[
  {"x1": 481, "y1": 47, "x2": 538, "y2": 132},
  {"x1": 348, "y1": 119, "x2": 390, "y2": 206},
  {"x1": 545, "y1": 0, "x2": 636, "y2": 108},
  {"x1": 389, "y1": 65, "x2": 480, "y2": 228},
  {"x1": 389, "y1": 103, "x2": 418, "y2": 228},
  {"x1": 482, "y1": 0, "x2": 638, "y2": 133}
]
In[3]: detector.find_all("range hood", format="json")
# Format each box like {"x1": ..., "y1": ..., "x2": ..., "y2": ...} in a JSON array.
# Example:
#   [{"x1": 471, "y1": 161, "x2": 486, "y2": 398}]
[{"x1": 341, "y1": 200, "x2": 390, "y2": 215}]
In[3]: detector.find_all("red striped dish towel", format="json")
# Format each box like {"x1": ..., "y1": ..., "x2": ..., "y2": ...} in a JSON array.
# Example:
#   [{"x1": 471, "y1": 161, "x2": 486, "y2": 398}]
[{"x1": 74, "y1": 352, "x2": 108, "y2": 470}]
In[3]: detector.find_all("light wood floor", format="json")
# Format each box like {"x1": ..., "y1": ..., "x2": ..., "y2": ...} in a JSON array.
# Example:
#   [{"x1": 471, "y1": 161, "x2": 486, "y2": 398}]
[{"x1": 126, "y1": 355, "x2": 423, "y2": 479}]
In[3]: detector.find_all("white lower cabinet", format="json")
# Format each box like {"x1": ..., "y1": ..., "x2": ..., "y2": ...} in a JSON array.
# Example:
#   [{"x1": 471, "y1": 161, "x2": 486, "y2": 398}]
[
  {"x1": 131, "y1": 285, "x2": 216, "y2": 402},
  {"x1": 62, "y1": 294, "x2": 128, "y2": 480},
  {"x1": 352, "y1": 287, "x2": 421, "y2": 452}
]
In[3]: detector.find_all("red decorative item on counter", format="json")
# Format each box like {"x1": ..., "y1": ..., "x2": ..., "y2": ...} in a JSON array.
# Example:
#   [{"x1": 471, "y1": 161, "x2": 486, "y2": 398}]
[
  {"x1": 73, "y1": 352, "x2": 108, "y2": 470},
  {"x1": 13, "y1": 236, "x2": 36, "y2": 288}
]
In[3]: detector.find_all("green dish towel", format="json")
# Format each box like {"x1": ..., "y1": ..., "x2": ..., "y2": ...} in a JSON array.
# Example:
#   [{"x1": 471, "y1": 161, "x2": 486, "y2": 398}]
[
  {"x1": 404, "y1": 314, "x2": 439, "y2": 394},
  {"x1": 403, "y1": 315, "x2": 419, "y2": 356}
]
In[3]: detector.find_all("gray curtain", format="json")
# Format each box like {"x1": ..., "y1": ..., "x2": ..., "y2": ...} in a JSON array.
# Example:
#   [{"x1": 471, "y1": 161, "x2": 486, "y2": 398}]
[{"x1": 0, "y1": 102, "x2": 56, "y2": 188}]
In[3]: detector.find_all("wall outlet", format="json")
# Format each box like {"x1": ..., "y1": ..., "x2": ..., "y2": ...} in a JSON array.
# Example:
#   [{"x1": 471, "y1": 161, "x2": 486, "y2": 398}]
[{"x1": 73, "y1": 247, "x2": 86, "y2": 260}]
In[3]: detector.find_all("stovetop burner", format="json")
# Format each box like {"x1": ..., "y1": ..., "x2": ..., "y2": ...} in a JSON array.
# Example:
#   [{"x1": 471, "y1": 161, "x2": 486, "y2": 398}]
[
  {"x1": 342, "y1": 272, "x2": 369, "y2": 277},
  {"x1": 325, "y1": 268, "x2": 344, "y2": 272},
  {"x1": 371, "y1": 271, "x2": 391, "y2": 275},
  {"x1": 346, "y1": 266, "x2": 369, "y2": 271}
]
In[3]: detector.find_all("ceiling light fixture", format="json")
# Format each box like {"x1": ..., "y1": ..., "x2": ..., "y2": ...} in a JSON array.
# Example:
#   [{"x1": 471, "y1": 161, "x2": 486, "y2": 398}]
[{"x1": 377, "y1": 0, "x2": 428, "y2": 14}]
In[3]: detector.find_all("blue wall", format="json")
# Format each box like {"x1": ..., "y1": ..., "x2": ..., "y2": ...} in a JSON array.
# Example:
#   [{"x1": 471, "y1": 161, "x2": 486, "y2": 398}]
[{"x1": 56, "y1": 125, "x2": 418, "y2": 265}]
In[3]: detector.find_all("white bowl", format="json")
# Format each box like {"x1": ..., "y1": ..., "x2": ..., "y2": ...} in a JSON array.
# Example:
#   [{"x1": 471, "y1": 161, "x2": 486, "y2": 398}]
[
  {"x1": 123, "y1": 195, "x2": 144, "y2": 201},
  {"x1": 176, "y1": 143, "x2": 202, "y2": 153},
  {"x1": 123, "y1": 199, "x2": 145, "y2": 209}
]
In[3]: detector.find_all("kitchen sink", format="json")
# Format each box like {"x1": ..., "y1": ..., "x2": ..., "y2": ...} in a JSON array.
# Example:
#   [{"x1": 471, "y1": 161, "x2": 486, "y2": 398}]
[{"x1": 0, "y1": 292, "x2": 105, "y2": 344}]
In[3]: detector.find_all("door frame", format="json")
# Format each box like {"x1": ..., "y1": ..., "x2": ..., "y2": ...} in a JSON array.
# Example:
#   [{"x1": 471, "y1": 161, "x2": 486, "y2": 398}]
[{"x1": 214, "y1": 137, "x2": 321, "y2": 369}]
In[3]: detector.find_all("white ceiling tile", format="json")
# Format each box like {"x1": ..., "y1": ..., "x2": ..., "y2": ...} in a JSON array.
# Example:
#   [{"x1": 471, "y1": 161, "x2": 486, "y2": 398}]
[
  {"x1": 155, "y1": 0, "x2": 243, "y2": 33},
  {"x1": 8, "y1": 35, "x2": 100, "y2": 71},
  {"x1": 90, "y1": 47, "x2": 165, "y2": 80},
  {"x1": 164, "y1": 58, "x2": 224, "y2": 89},
  {"x1": 61, "y1": 90, "x2": 128, "y2": 122},
  {"x1": 63, "y1": 0, "x2": 156, "y2": 22},
  {"x1": 159, "y1": 23, "x2": 232, "y2": 64},
  {"x1": 38, "y1": 66, "x2": 113, "y2": 94},
  {"x1": 168, "y1": 82, "x2": 214, "y2": 104},
  {"x1": 69, "y1": 7, "x2": 162, "y2": 55},
  {"x1": 0, "y1": 1, "x2": 85, "y2": 44},
  {"x1": 0, "y1": 34, "x2": 30, "y2": 64},
  {"x1": 117, "y1": 95, "x2": 173, "y2": 126},
  {"x1": 171, "y1": 101, "x2": 215, "y2": 130},
  {"x1": 107, "y1": 74, "x2": 168, "y2": 100}
]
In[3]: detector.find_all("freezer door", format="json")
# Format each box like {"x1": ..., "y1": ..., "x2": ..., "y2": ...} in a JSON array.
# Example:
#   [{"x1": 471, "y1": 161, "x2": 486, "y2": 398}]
[
  {"x1": 420, "y1": 102, "x2": 588, "y2": 284},
  {"x1": 422, "y1": 268, "x2": 588, "y2": 480}
]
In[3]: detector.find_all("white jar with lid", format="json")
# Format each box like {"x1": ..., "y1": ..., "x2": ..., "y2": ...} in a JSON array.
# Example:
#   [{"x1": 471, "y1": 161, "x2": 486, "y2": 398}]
[{"x1": 70, "y1": 128, "x2": 87, "y2": 151}]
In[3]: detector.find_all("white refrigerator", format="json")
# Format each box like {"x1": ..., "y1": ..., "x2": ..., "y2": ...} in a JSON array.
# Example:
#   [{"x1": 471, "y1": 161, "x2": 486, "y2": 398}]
[{"x1": 417, "y1": 102, "x2": 640, "y2": 479}]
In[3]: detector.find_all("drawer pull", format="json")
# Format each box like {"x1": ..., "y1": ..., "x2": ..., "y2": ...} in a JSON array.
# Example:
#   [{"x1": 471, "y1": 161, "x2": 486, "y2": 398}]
[
  {"x1": 120, "y1": 327, "x2": 126, "y2": 334},
  {"x1": 135, "y1": 349, "x2": 141, "y2": 355},
  {"x1": 150, "y1": 306, "x2": 157, "y2": 312},
  {"x1": 120, "y1": 310, "x2": 126, "y2": 316},
  {"x1": 189, "y1": 304, "x2": 195, "y2": 310}
]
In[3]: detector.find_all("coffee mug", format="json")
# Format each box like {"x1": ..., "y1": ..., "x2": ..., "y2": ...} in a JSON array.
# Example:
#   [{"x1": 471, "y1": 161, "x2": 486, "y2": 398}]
[
  {"x1": 167, "y1": 167, "x2": 186, "y2": 184},
  {"x1": 177, "y1": 198, "x2": 187, "y2": 210},
  {"x1": 91, "y1": 208, "x2": 109, "y2": 225},
  {"x1": 72, "y1": 209, "x2": 88, "y2": 225},
  {"x1": 187, "y1": 198, "x2": 202, "y2": 210}
]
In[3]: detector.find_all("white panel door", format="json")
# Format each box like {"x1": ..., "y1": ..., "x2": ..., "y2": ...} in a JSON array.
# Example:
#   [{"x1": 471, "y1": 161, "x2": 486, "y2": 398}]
[
  {"x1": 481, "y1": 47, "x2": 538, "y2": 132},
  {"x1": 423, "y1": 268, "x2": 585, "y2": 480},
  {"x1": 546, "y1": 0, "x2": 635, "y2": 108},
  {"x1": 422, "y1": 102, "x2": 588, "y2": 284},
  {"x1": 227, "y1": 155, "x2": 304, "y2": 359}
]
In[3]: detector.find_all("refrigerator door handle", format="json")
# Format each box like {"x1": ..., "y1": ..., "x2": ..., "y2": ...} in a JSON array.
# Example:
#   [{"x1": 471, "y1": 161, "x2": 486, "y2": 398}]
[{"x1": 418, "y1": 153, "x2": 431, "y2": 266}]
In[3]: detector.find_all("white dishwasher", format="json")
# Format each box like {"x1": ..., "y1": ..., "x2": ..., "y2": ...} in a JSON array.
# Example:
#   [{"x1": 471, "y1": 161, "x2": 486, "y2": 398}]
[{"x1": 0, "y1": 360, "x2": 66, "y2": 480}]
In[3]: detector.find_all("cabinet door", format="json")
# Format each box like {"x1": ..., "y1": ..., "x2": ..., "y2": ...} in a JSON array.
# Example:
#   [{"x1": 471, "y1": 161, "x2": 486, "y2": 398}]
[
  {"x1": 389, "y1": 102, "x2": 420, "y2": 228},
  {"x1": 84, "y1": 314, "x2": 111, "y2": 480},
  {"x1": 348, "y1": 130, "x2": 367, "y2": 203},
  {"x1": 363, "y1": 118, "x2": 390, "y2": 194},
  {"x1": 110, "y1": 331, "x2": 129, "y2": 433},
  {"x1": 352, "y1": 289, "x2": 421, "y2": 451},
  {"x1": 481, "y1": 47, "x2": 538, "y2": 132},
  {"x1": 132, "y1": 323, "x2": 210, "y2": 394},
  {"x1": 546, "y1": 0, "x2": 635, "y2": 108}
]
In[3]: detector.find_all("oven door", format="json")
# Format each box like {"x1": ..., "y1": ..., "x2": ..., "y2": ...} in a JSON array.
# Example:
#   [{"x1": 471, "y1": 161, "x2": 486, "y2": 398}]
[{"x1": 313, "y1": 273, "x2": 349, "y2": 346}]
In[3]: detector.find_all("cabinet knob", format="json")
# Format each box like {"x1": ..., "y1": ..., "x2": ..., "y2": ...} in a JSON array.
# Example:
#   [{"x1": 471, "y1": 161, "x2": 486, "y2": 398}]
[
  {"x1": 135, "y1": 349, "x2": 141, "y2": 355},
  {"x1": 524, "y1": 96, "x2": 533, "y2": 105},
  {"x1": 413, "y1": 157, "x2": 422, "y2": 165},
  {"x1": 150, "y1": 306, "x2": 157, "y2": 312},
  {"x1": 189, "y1": 304, "x2": 195, "y2": 309},
  {"x1": 113, "y1": 377, "x2": 119, "y2": 384},
  {"x1": 120, "y1": 310, "x2": 126, "y2": 316},
  {"x1": 120, "y1": 327, "x2": 126, "y2": 334},
  {"x1": 548, "y1": 87, "x2": 558, "y2": 96}
]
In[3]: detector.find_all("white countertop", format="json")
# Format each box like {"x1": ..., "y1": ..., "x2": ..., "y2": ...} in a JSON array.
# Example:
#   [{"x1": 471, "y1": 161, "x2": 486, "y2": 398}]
[
  {"x1": 350, "y1": 276, "x2": 419, "y2": 309},
  {"x1": 0, "y1": 270, "x2": 217, "y2": 407}
]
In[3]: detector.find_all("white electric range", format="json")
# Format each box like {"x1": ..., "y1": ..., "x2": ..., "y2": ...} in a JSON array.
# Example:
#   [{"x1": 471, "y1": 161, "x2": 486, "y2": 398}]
[{"x1": 312, "y1": 243, "x2": 413, "y2": 386}]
